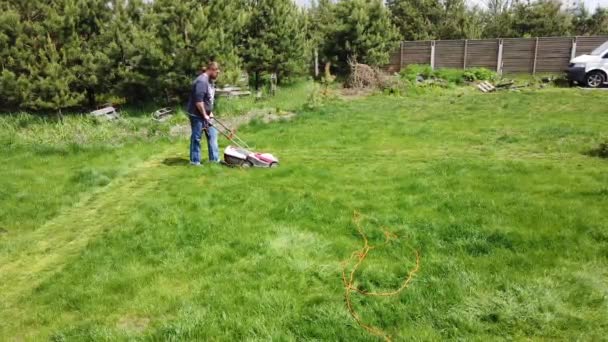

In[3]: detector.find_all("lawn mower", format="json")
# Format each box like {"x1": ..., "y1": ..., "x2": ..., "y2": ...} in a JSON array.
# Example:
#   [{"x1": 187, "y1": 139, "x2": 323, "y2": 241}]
[{"x1": 212, "y1": 118, "x2": 279, "y2": 168}]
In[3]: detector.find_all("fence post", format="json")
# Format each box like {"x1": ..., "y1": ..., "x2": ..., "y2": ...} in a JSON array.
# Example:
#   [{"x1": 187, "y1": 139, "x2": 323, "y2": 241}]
[
  {"x1": 463, "y1": 39, "x2": 468, "y2": 69},
  {"x1": 314, "y1": 48, "x2": 319, "y2": 77},
  {"x1": 430, "y1": 40, "x2": 436, "y2": 70},
  {"x1": 532, "y1": 37, "x2": 539, "y2": 75},
  {"x1": 400, "y1": 41, "x2": 404, "y2": 71},
  {"x1": 497, "y1": 39, "x2": 503, "y2": 75},
  {"x1": 571, "y1": 37, "x2": 577, "y2": 60}
]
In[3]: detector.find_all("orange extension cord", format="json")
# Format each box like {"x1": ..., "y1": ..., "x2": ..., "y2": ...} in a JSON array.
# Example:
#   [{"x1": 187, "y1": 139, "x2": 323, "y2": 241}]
[{"x1": 341, "y1": 211, "x2": 421, "y2": 341}]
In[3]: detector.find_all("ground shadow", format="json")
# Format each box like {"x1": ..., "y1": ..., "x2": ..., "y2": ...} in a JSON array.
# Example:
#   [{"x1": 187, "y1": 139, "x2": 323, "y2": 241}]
[
  {"x1": 553, "y1": 78, "x2": 571, "y2": 88},
  {"x1": 162, "y1": 157, "x2": 190, "y2": 166},
  {"x1": 582, "y1": 142, "x2": 608, "y2": 159}
]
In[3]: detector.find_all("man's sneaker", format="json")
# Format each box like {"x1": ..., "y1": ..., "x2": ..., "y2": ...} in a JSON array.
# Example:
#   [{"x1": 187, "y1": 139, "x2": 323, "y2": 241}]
[{"x1": 190, "y1": 162, "x2": 201, "y2": 166}]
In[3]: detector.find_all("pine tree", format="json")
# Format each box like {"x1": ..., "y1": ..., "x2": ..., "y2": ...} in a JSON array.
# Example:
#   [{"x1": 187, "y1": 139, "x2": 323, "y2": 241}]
[
  {"x1": 324, "y1": 0, "x2": 398, "y2": 72},
  {"x1": 438, "y1": 0, "x2": 480, "y2": 39},
  {"x1": 242, "y1": 0, "x2": 308, "y2": 89},
  {"x1": 387, "y1": 0, "x2": 443, "y2": 40},
  {"x1": 24, "y1": 34, "x2": 84, "y2": 115},
  {"x1": 57, "y1": 0, "x2": 115, "y2": 107},
  {"x1": 572, "y1": 3, "x2": 591, "y2": 35},
  {"x1": 190, "y1": 0, "x2": 249, "y2": 86},
  {"x1": 576, "y1": 7, "x2": 608, "y2": 35},
  {"x1": 0, "y1": 0, "x2": 112, "y2": 112},
  {"x1": 482, "y1": 0, "x2": 516, "y2": 38},
  {"x1": 139, "y1": 0, "x2": 248, "y2": 101},
  {"x1": 1, "y1": 1, "x2": 76, "y2": 113},
  {"x1": 99, "y1": 0, "x2": 166, "y2": 103},
  {"x1": 588, "y1": 8, "x2": 608, "y2": 35},
  {"x1": 388, "y1": 0, "x2": 481, "y2": 40},
  {"x1": 511, "y1": 0, "x2": 573, "y2": 37},
  {"x1": 307, "y1": 0, "x2": 337, "y2": 65},
  {"x1": 0, "y1": 4, "x2": 26, "y2": 109}
]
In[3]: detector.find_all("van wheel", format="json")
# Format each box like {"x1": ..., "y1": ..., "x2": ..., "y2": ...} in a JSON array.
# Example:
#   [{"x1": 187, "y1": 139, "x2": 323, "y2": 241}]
[{"x1": 585, "y1": 71, "x2": 605, "y2": 88}]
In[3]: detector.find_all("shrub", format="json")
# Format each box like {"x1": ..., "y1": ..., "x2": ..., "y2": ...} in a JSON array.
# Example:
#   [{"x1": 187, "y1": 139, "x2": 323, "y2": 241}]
[
  {"x1": 400, "y1": 65, "x2": 497, "y2": 85},
  {"x1": 435, "y1": 69, "x2": 468, "y2": 85},
  {"x1": 463, "y1": 68, "x2": 498, "y2": 82},
  {"x1": 399, "y1": 64, "x2": 435, "y2": 82}
]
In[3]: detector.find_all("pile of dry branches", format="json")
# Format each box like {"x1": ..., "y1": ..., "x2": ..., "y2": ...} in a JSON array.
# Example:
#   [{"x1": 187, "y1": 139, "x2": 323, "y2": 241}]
[{"x1": 345, "y1": 59, "x2": 391, "y2": 89}]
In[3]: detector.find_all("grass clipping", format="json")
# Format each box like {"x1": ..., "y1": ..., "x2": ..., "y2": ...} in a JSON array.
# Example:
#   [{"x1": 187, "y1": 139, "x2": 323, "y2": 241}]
[{"x1": 341, "y1": 211, "x2": 420, "y2": 341}]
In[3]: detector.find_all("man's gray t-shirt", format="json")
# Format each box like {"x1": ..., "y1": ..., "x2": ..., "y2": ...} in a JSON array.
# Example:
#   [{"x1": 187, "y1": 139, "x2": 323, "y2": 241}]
[{"x1": 186, "y1": 73, "x2": 215, "y2": 117}]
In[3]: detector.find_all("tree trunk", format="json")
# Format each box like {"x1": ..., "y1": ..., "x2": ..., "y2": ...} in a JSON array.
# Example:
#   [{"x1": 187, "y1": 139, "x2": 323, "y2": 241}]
[{"x1": 86, "y1": 87, "x2": 96, "y2": 108}]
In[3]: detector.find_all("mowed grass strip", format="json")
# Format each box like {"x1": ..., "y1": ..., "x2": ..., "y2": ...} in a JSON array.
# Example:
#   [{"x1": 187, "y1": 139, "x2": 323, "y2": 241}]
[{"x1": 1, "y1": 88, "x2": 607, "y2": 340}]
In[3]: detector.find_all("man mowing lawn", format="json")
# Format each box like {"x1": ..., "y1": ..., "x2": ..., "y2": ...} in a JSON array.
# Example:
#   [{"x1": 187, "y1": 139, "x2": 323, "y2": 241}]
[{"x1": 186, "y1": 61, "x2": 221, "y2": 165}]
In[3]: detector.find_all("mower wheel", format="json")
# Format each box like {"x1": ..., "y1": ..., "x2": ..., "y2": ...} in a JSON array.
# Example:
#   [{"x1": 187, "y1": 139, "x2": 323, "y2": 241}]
[
  {"x1": 269, "y1": 162, "x2": 278, "y2": 168},
  {"x1": 242, "y1": 161, "x2": 253, "y2": 168}
]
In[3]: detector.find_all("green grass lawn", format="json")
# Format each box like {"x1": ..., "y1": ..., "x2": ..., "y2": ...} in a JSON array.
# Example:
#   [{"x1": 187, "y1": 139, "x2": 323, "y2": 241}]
[{"x1": 1, "y1": 86, "x2": 607, "y2": 340}]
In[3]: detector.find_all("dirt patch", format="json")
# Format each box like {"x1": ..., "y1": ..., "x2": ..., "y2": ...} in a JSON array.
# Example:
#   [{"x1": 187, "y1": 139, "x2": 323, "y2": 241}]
[
  {"x1": 170, "y1": 108, "x2": 296, "y2": 137},
  {"x1": 117, "y1": 315, "x2": 150, "y2": 334}
]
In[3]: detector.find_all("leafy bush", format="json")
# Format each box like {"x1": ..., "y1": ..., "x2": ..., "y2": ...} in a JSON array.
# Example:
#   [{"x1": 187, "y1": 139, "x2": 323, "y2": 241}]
[
  {"x1": 305, "y1": 84, "x2": 324, "y2": 110},
  {"x1": 399, "y1": 64, "x2": 435, "y2": 82},
  {"x1": 463, "y1": 68, "x2": 498, "y2": 82},
  {"x1": 400, "y1": 65, "x2": 497, "y2": 85},
  {"x1": 305, "y1": 82, "x2": 339, "y2": 109},
  {"x1": 380, "y1": 77, "x2": 408, "y2": 95},
  {"x1": 435, "y1": 68, "x2": 469, "y2": 85}
]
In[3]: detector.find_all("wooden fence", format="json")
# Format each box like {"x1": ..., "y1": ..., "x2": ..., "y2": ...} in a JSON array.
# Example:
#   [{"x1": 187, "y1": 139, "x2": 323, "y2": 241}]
[{"x1": 385, "y1": 36, "x2": 608, "y2": 74}]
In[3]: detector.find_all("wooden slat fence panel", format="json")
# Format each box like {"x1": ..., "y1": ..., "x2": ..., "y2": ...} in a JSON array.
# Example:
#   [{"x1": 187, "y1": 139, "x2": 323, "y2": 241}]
[
  {"x1": 466, "y1": 39, "x2": 499, "y2": 69},
  {"x1": 435, "y1": 40, "x2": 465, "y2": 68},
  {"x1": 502, "y1": 38, "x2": 536, "y2": 73},
  {"x1": 389, "y1": 36, "x2": 608, "y2": 74},
  {"x1": 576, "y1": 36, "x2": 608, "y2": 55},
  {"x1": 384, "y1": 49, "x2": 401, "y2": 73},
  {"x1": 536, "y1": 37, "x2": 572, "y2": 73},
  {"x1": 401, "y1": 41, "x2": 432, "y2": 67}
]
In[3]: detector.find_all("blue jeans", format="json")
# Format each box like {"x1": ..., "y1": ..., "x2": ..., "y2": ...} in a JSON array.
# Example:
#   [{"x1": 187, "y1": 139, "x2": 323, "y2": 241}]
[
  {"x1": 189, "y1": 115, "x2": 219, "y2": 163},
  {"x1": 205, "y1": 124, "x2": 220, "y2": 162}
]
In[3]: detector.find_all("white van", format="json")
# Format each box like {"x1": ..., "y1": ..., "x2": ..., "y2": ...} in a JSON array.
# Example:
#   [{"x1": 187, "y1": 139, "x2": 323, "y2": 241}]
[{"x1": 567, "y1": 40, "x2": 608, "y2": 88}]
